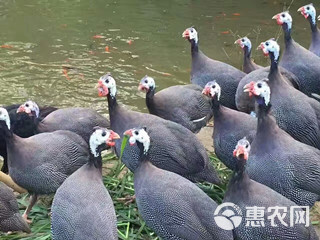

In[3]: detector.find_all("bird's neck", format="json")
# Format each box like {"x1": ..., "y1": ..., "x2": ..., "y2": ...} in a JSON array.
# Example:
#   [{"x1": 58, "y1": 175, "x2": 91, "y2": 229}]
[
  {"x1": 89, "y1": 148, "x2": 103, "y2": 171},
  {"x1": 107, "y1": 93, "x2": 118, "y2": 120},
  {"x1": 309, "y1": 16, "x2": 319, "y2": 33},
  {"x1": 191, "y1": 40, "x2": 199, "y2": 55},
  {"x1": 283, "y1": 23, "x2": 292, "y2": 44},
  {"x1": 0, "y1": 121, "x2": 13, "y2": 142},
  {"x1": 210, "y1": 96, "x2": 222, "y2": 117},
  {"x1": 269, "y1": 52, "x2": 280, "y2": 79},
  {"x1": 256, "y1": 103, "x2": 275, "y2": 138},
  {"x1": 232, "y1": 158, "x2": 249, "y2": 182},
  {"x1": 145, "y1": 88, "x2": 156, "y2": 113}
]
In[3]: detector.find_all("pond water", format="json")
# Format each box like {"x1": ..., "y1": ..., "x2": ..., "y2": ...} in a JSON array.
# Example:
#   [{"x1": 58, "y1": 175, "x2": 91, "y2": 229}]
[{"x1": 0, "y1": 0, "x2": 313, "y2": 115}]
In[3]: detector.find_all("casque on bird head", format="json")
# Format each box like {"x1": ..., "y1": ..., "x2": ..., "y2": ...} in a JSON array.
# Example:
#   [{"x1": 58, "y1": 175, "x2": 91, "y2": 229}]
[
  {"x1": 0, "y1": 107, "x2": 10, "y2": 130},
  {"x1": 272, "y1": 11, "x2": 293, "y2": 30},
  {"x1": 97, "y1": 73, "x2": 117, "y2": 97},
  {"x1": 182, "y1": 27, "x2": 198, "y2": 43},
  {"x1": 16, "y1": 100, "x2": 40, "y2": 118},
  {"x1": 202, "y1": 81, "x2": 221, "y2": 100},
  {"x1": 89, "y1": 127, "x2": 120, "y2": 157},
  {"x1": 233, "y1": 137, "x2": 250, "y2": 161},
  {"x1": 298, "y1": 3, "x2": 316, "y2": 25},
  {"x1": 138, "y1": 75, "x2": 155, "y2": 92},
  {"x1": 243, "y1": 79, "x2": 271, "y2": 106},
  {"x1": 235, "y1": 37, "x2": 252, "y2": 51},
  {"x1": 124, "y1": 127, "x2": 150, "y2": 154},
  {"x1": 258, "y1": 38, "x2": 280, "y2": 60}
]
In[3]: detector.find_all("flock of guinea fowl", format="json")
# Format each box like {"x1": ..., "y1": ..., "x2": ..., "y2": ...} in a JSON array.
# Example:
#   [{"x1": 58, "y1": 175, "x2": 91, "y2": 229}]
[{"x1": 1, "y1": 3, "x2": 320, "y2": 240}]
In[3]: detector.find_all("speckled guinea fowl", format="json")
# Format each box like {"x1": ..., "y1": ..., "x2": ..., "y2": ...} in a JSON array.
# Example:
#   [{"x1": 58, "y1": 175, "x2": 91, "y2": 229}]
[
  {"x1": 97, "y1": 73, "x2": 220, "y2": 184},
  {"x1": 51, "y1": 128, "x2": 119, "y2": 240},
  {"x1": 138, "y1": 76, "x2": 212, "y2": 133},
  {"x1": 224, "y1": 138, "x2": 318, "y2": 240},
  {"x1": 17, "y1": 101, "x2": 110, "y2": 144},
  {"x1": 235, "y1": 37, "x2": 300, "y2": 113},
  {"x1": 298, "y1": 4, "x2": 320, "y2": 57},
  {"x1": 244, "y1": 80, "x2": 320, "y2": 207},
  {"x1": 0, "y1": 107, "x2": 90, "y2": 222},
  {"x1": 235, "y1": 37, "x2": 262, "y2": 73},
  {"x1": 273, "y1": 11, "x2": 320, "y2": 100},
  {"x1": 0, "y1": 182, "x2": 30, "y2": 233},
  {"x1": 244, "y1": 39, "x2": 320, "y2": 149},
  {"x1": 0, "y1": 103, "x2": 57, "y2": 173},
  {"x1": 122, "y1": 127, "x2": 233, "y2": 240},
  {"x1": 202, "y1": 81, "x2": 256, "y2": 170},
  {"x1": 182, "y1": 27, "x2": 245, "y2": 109}
]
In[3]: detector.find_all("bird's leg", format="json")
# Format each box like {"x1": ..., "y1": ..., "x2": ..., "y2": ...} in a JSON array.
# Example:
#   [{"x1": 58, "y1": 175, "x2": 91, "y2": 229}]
[
  {"x1": 22, "y1": 194, "x2": 38, "y2": 224},
  {"x1": 117, "y1": 195, "x2": 136, "y2": 205}
]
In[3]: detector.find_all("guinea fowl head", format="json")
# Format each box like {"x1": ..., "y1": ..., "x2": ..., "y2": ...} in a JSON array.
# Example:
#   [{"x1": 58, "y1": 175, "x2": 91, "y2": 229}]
[
  {"x1": 202, "y1": 81, "x2": 221, "y2": 100},
  {"x1": 258, "y1": 38, "x2": 280, "y2": 61},
  {"x1": 243, "y1": 79, "x2": 271, "y2": 107},
  {"x1": 138, "y1": 75, "x2": 155, "y2": 93},
  {"x1": 298, "y1": 3, "x2": 316, "y2": 25},
  {"x1": 16, "y1": 100, "x2": 40, "y2": 118},
  {"x1": 89, "y1": 127, "x2": 120, "y2": 158},
  {"x1": 124, "y1": 127, "x2": 150, "y2": 155},
  {"x1": 182, "y1": 27, "x2": 198, "y2": 44},
  {"x1": 235, "y1": 37, "x2": 252, "y2": 52},
  {"x1": 0, "y1": 107, "x2": 10, "y2": 130},
  {"x1": 97, "y1": 73, "x2": 117, "y2": 98},
  {"x1": 272, "y1": 11, "x2": 292, "y2": 30},
  {"x1": 233, "y1": 137, "x2": 250, "y2": 161}
]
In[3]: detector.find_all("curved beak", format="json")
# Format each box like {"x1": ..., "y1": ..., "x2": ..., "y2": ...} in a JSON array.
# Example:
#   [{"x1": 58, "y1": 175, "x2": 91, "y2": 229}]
[
  {"x1": 243, "y1": 81, "x2": 255, "y2": 97},
  {"x1": 234, "y1": 38, "x2": 241, "y2": 45},
  {"x1": 182, "y1": 29, "x2": 189, "y2": 39},
  {"x1": 138, "y1": 83, "x2": 148, "y2": 92},
  {"x1": 202, "y1": 86, "x2": 211, "y2": 96},
  {"x1": 97, "y1": 79, "x2": 109, "y2": 97},
  {"x1": 16, "y1": 105, "x2": 26, "y2": 114},
  {"x1": 233, "y1": 146, "x2": 248, "y2": 160},
  {"x1": 272, "y1": 14, "x2": 278, "y2": 20},
  {"x1": 124, "y1": 129, "x2": 133, "y2": 137},
  {"x1": 318, "y1": 15, "x2": 320, "y2": 21},
  {"x1": 106, "y1": 131, "x2": 120, "y2": 147},
  {"x1": 297, "y1": 6, "x2": 304, "y2": 13}
]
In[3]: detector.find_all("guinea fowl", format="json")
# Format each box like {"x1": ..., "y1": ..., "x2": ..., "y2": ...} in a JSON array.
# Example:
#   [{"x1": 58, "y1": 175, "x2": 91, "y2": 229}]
[
  {"x1": 51, "y1": 128, "x2": 119, "y2": 240},
  {"x1": 244, "y1": 80, "x2": 320, "y2": 207},
  {"x1": 16, "y1": 101, "x2": 110, "y2": 143},
  {"x1": 0, "y1": 103, "x2": 57, "y2": 173},
  {"x1": 182, "y1": 27, "x2": 245, "y2": 109},
  {"x1": 0, "y1": 107, "x2": 90, "y2": 222},
  {"x1": 235, "y1": 37, "x2": 299, "y2": 113},
  {"x1": 202, "y1": 81, "x2": 256, "y2": 170},
  {"x1": 122, "y1": 127, "x2": 233, "y2": 240},
  {"x1": 224, "y1": 138, "x2": 318, "y2": 240},
  {"x1": 138, "y1": 75, "x2": 212, "y2": 133},
  {"x1": 0, "y1": 182, "x2": 30, "y2": 233},
  {"x1": 298, "y1": 3, "x2": 320, "y2": 57},
  {"x1": 273, "y1": 11, "x2": 320, "y2": 99},
  {"x1": 234, "y1": 37, "x2": 262, "y2": 73},
  {"x1": 97, "y1": 73, "x2": 220, "y2": 184},
  {"x1": 244, "y1": 39, "x2": 320, "y2": 149}
]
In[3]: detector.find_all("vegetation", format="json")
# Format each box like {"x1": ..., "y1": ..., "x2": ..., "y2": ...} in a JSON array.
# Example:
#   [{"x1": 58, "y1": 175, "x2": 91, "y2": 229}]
[{"x1": 0, "y1": 152, "x2": 231, "y2": 240}]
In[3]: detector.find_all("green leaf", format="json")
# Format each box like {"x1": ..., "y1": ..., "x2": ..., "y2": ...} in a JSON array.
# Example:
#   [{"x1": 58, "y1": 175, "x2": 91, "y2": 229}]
[{"x1": 120, "y1": 135, "x2": 129, "y2": 161}]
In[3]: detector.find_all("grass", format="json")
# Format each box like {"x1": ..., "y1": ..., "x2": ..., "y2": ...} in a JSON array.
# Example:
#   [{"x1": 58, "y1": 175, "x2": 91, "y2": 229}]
[{"x1": 0, "y1": 152, "x2": 231, "y2": 240}]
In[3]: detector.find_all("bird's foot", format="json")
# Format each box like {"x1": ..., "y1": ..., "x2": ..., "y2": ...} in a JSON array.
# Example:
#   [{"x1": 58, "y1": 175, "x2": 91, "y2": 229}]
[
  {"x1": 22, "y1": 213, "x2": 32, "y2": 224},
  {"x1": 117, "y1": 195, "x2": 136, "y2": 205}
]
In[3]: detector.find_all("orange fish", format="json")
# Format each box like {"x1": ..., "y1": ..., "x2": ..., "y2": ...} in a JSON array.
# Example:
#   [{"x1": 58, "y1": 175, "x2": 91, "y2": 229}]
[
  {"x1": 0, "y1": 45, "x2": 13, "y2": 49},
  {"x1": 221, "y1": 31, "x2": 230, "y2": 34},
  {"x1": 127, "y1": 40, "x2": 133, "y2": 45},
  {"x1": 105, "y1": 46, "x2": 110, "y2": 52},
  {"x1": 93, "y1": 35, "x2": 104, "y2": 39},
  {"x1": 232, "y1": 13, "x2": 241, "y2": 16},
  {"x1": 63, "y1": 68, "x2": 70, "y2": 81}
]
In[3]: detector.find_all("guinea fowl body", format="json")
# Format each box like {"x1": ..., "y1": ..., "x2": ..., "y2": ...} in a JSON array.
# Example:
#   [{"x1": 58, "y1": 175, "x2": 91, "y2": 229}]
[
  {"x1": 224, "y1": 143, "x2": 318, "y2": 240},
  {"x1": 51, "y1": 128, "x2": 118, "y2": 240},
  {"x1": 7, "y1": 129, "x2": 89, "y2": 194},
  {"x1": 0, "y1": 182, "x2": 30, "y2": 233},
  {"x1": 124, "y1": 128, "x2": 232, "y2": 240},
  {"x1": 0, "y1": 104, "x2": 57, "y2": 173},
  {"x1": 245, "y1": 91, "x2": 320, "y2": 206},
  {"x1": 36, "y1": 108, "x2": 110, "y2": 143},
  {"x1": 203, "y1": 81, "x2": 256, "y2": 170},
  {"x1": 141, "y1": 78, "x2": 212, "y2": 133},
  {"x1": 273, "y1": 12, "x2": 320, "y2": 99},
  {"x1": 183, "y1": 27, "x2": 245, "y2": 109},
  {"x1": 99, "y1": 74, "x2": 220, "y2": 184}
]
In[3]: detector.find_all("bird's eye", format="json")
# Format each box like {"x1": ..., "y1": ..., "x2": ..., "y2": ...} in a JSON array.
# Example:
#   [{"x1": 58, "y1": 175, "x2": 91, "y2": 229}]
[
  {"x1": 307, "y1": 7, "x2": 310, "y2": 10},
  {"x1": 245, "y1": 144, "x2": 249, "y2": 148},
  {"x1": 134, "y1": 130, "x2": 139, "y2": 135},
  {"x1": 26, "y1": 103, "x2": 29, "y2": 107},
  {"x1": 190, "y1": 29, "x2": 193, "y2": 33},
  {"x1": 105, "y1": 79, "x2": 109, "y2": 83},
  {"x1": 257, "y1": 83, "x2": 262, "y2": 88},
  {"x1": 281, "y1": 14, "x2": 285, "y2": 18},
  {"x1": 241, "y1": 39, "x2": 245, "y2": 42},
  {"x1": 101, "y1": 131, "x2": 106, "y2": 137},
  {"x1": 145, "y1": 80, "x2": 148, "y2": 83},
  {"x1": 265, "y1": 42, "x2": 269, "y2": 46},
  {"x1": 212, "y1": 85, "x2": 216, "y2": 89}
]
